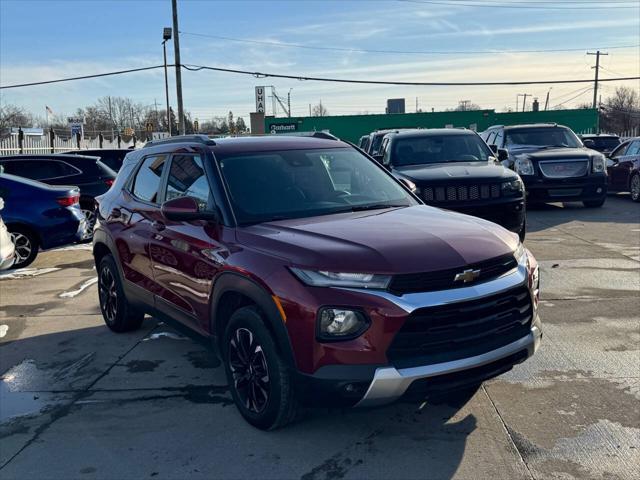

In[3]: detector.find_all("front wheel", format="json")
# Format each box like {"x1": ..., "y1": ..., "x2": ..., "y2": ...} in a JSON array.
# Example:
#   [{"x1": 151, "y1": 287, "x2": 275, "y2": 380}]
[
  {"x1": 583, "y1": 198, "x2": 605, "y2": 208},
  {"x1": 98, "y1": 255, "x2": 144, "y2": 332},
  {"x1": 630, "y1": 173, "x2": 640, "y2": 202},
  {"x1": 223, "y1": 306, "x2": 298, "y2": 430},
  {"x1": 9, "y1": 227, "x2": 39, "y2": 269}
]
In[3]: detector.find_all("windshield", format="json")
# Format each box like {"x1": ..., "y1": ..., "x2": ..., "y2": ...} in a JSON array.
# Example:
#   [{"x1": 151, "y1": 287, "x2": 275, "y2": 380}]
[
  {"x1": 391, "y1": 134, "x2": 493, "y2": 166},
  {"x1": 505, "y1": 127, "x2": 582, "y2": 148},
  {"x1": 217, "y1": 148, "x2": 417, "y2": 225}
]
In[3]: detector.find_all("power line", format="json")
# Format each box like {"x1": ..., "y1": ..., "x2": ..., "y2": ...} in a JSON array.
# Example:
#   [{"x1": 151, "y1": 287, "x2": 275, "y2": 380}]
[
  {"x1": 180, "y1": 31, "x2": 640, "y2": 56},
  {"x1": 183, "y1": 63, "x2": 640, "y2": 86},
  {"x1": 551, "y1": 86, "x2": 593, "y2": 109},
  {"x1": 1, "y1": 63, "x2": 639, "y2": 90},
  {"x1": 0, "y1": 65, "x2": 166, "y2": 90},
  {"x1": 397, "y1": 0, "x2": 639, "y2": 9}
]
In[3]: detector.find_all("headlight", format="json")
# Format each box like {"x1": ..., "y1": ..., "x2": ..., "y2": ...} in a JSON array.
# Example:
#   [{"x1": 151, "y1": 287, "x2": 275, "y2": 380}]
[
  {"x1": 501, "y1": 178, "x2": 524, "y2": 194},
  {"x1": 514, "y1": 156, "x2": 535, "y2": 176},
  {"x1": 317, "y1": 308, "x2": 369, "y2": 340},
  {"x1": 290, "y1": 268, "x2": 392, "y2": 289},
  {"x1": 592, "y1": 154, "x2": 606, "y2": 173}
]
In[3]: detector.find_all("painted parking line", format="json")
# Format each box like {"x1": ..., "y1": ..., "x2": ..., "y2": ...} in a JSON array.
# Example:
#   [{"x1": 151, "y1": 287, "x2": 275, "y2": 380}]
[{"x1": 59, "y1": 277, "x2": 98, "y2": 298}]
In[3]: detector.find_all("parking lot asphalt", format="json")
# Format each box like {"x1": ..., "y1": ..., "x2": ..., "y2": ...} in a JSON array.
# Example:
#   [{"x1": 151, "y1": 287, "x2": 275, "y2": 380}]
[{"x1": 0, "y1": 194, "x2": 638, "y2": 480}]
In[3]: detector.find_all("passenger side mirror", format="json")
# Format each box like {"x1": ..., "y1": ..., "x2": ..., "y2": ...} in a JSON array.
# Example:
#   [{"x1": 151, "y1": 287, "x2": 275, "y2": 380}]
[
  {"x1": 161, "y1": 196, "x2": 218, "y2": 222},
  {"x1": 583, "y1": 139, "x2": 595, "y2": 149},
  {"x1": 489, "y1": 144, "x2": 498, "y2": 154}
]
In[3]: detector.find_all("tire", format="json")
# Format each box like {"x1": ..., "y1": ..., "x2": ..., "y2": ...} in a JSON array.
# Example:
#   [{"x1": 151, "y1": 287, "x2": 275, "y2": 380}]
[
  {"x1": 98, "y1": 255, "x2": 144, "y2": 333},
  {"x1": 630, "y1": 173, "x2": 640, "y2": 202},
  {"x1": 9, "y1": 226, "x2": 39, "y2": 269},
  {"x1": 223, "y1": 306, "x2": 298, "y2": 430},
  {"x1": 583, "y1": 198, "x2": 606, "y2": 208}
]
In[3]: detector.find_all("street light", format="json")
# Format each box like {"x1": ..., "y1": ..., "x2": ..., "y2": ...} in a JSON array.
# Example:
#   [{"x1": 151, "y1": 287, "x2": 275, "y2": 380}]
[{"x1": 162, "y1": 27, "x2": 172, "y2": 136}]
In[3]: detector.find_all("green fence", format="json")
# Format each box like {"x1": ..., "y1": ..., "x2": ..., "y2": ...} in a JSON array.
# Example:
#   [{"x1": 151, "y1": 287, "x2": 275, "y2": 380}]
[{"x1": 265, "y1": 108, "x2": 598, "y2": 143}]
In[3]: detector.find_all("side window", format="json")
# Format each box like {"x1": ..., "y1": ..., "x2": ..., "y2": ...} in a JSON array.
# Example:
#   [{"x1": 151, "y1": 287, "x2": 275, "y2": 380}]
[
  {"x1": 132, "y1": 155, "x2": 167, "y2": 203},
  {"x1": 485, "y1": 131, "x2": 496, "y2": 145},
  {"x1": 165, "y1": 154, "x2": 210, "y2": 210},
  {"x1": 626, "y1": 140, "x2": 640, "y2": 156},
  {"x1": 494, "y1": 130, "x2": 504, "y2": 147},
  {"x1": 611, "y1": 142, "x2": 629, "y2": 159}
]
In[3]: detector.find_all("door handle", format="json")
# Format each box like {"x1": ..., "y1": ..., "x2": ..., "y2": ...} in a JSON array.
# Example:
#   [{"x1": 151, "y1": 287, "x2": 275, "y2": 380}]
[{"x1": 152, "y1": 220, "x2": 166, "y2": 231}]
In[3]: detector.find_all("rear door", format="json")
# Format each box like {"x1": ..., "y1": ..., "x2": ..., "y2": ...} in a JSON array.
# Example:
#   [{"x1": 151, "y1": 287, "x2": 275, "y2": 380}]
[
  {"x1": 116, "y1": 153, "x2": 169, "y2": 295},
  {"x1": 148, "y1": 152, "x2": 226, "y2": 334}
]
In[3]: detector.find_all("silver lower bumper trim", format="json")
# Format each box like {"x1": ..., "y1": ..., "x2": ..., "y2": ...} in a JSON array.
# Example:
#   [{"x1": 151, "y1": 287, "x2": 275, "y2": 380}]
[{"x1": 355, "y1": 324, "x2": 542, "y2": 407}]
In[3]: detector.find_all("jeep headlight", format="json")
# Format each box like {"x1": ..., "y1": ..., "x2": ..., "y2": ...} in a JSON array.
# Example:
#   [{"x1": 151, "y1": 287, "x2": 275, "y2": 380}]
[
  {"x1": 502, "y1": 178, "x2": 524, "y2": 194},
  {"x1": 514, "y1": 156, "x2": 535, "y2": 176},
  {"x1": 290, "y1": 268, "x2": 391, "y2": 289},
  {"x1": 592, "y1": 154, "x2": 606, "y2": 173}
]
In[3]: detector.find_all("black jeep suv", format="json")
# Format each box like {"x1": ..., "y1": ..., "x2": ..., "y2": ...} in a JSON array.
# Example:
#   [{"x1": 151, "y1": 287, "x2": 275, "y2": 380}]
[
  {"x1": 481, "y1": 124, "x2": 607, "y2": 208},
  {"x1": 377, "y1": 129, "x2": 526, "y2": 240}
]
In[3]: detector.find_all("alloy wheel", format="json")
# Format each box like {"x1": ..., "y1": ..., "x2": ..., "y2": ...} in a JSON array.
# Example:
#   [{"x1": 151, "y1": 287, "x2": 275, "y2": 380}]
[
  {"x1": 99, "y1": 267, "x2": 118, "y2": 323},
  {"x1": 631, "y1": 175, "x2": 640, "y2": 202},
  {"x1": 82, "y1": 209, "x2": 96, "y2": 238},
  {"x1": 10, "y1": 232, "x2": 31, "y2": 266},
  {"x1": 228, "y1": 327, "x2": 270, "y2": 413}
]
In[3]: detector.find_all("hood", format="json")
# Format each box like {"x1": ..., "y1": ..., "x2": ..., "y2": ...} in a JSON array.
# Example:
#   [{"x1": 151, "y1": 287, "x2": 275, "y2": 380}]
[
  {"x1": 237, "y1": 205, "x2": 518, "y2": 274},
  {"x1": 509, "y1": 146, "x2": 595, "y2": 161},
  {"x1": 393, "y1": 162, "x2": 516, "y2": 184}
]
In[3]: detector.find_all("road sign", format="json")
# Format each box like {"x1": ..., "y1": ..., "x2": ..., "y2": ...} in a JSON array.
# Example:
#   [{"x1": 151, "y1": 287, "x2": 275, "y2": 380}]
[{"x1": 255, "y1": 86, "x2": 266, "y2": 113}]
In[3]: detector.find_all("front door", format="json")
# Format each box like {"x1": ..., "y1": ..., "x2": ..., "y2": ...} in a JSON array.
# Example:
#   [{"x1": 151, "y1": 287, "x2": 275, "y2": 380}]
[{"x1": 149, "y1": 152, "x2": 227, "y2": 334}]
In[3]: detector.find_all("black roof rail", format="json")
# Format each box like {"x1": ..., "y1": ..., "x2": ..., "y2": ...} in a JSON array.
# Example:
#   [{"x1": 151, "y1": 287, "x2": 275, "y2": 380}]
[{"x1": 144, "y1": 134, "x2": 216, "y2": 148}]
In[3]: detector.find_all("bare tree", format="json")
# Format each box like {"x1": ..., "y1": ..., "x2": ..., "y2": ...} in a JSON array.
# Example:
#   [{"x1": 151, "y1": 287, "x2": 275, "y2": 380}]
[
  {"x1": 600, "y1": 86, "x2": 640, "y2": 134},
  {"x1": 0, "y1": 104, "x2": 32, "y2": 132},
  {"x1": 311, "y1": 101, "x2": 328, "y2": 117},
  {"x1": 235, "y1": 117, "x2": 247, "y2": 133}
]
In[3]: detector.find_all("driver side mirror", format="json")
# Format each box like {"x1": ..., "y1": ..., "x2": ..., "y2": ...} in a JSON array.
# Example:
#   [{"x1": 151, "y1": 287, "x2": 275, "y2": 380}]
[{"x1": 161, "y1": 196, "x2": 218, "y2": 222}]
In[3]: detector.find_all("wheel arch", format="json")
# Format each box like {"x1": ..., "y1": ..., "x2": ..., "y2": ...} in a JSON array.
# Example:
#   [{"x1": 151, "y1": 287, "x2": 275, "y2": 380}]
[{"x1": 210, "y1": 272, "x2": 296, "y2": 368}]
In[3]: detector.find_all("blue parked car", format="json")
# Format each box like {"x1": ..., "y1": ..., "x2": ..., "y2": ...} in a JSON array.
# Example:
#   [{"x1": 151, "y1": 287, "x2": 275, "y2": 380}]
[{"x1": 0, "y1": 173, "x2": 87, "y2": 268}]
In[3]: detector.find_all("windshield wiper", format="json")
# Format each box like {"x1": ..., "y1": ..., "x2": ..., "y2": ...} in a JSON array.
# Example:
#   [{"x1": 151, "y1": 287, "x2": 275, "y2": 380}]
[{"x1": 345, "y1": 204, "x2": 408, "y2": 212}]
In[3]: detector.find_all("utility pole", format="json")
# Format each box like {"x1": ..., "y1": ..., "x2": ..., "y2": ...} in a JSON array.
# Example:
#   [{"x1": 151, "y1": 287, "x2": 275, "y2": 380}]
[
  {"x1": 171, "y1": 0, "x2": 185, "y2": 135},
  {"x1": 516, "y1": 93, "x2": 530, "y2": 112},
  {"x1": 544, "y1": 88, "x2": 552, "y2": 111},
  {"x1": 587, "y1": 50, "x2": 608, "y2": 109},
  {"x1": 287, "y1": 89, "x2": 292, "y2": 118},
  {"x1": 162, "y1": 27, "x2": 172, "y2": 136}
]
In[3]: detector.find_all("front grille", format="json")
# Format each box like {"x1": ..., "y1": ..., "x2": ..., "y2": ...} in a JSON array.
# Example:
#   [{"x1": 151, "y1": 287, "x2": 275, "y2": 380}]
[
  {"x1": 389, "y1": 253, "x2": 517, "y2": 295},
  {"x1": 422, "y1": 183, "x2": 501, "y2": 203},
  {"x1": 539, "y1": 160, "x2": 589, "y2": 178},
  {"x1": 387, "y1": 285, "x2": 533, "y2": 367}
]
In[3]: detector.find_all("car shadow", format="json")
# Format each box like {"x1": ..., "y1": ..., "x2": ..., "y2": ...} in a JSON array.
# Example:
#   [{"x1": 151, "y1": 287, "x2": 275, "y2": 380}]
[{"x1": 1, "y1": 321, "x2": 476, "y2": 480}]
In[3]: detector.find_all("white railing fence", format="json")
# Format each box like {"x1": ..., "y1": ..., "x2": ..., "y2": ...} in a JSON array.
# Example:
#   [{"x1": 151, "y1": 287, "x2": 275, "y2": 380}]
[{"x1": 0, "y1": 133, "x2": 138, "y2": 156}]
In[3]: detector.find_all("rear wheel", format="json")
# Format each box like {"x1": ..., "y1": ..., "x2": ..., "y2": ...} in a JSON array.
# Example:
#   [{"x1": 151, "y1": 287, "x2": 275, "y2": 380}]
[
  {"x1": 630, "y1": 173, "x2": 640, "y2": 202},
  {"x1": 98, "y1": 255, "x2": 144, "y2": 332},
  {"x1": 583, "y1": 198, "x2": 605, "y2": 208},
  {"x1": 223, "y1": 306, "x2": 298, "y2": 430},
  {"x1": 80, "y1": 204, "x2": 96, "y2": 241},
  {"x1": 9, "y1": 227, "x2": 39, "y2": 269}
]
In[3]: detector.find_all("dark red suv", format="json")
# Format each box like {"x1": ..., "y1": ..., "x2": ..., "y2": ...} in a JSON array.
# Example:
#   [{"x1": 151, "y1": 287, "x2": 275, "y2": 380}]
[{"x1": 93, "y1": 134, "x2": 542, "y2": 429}]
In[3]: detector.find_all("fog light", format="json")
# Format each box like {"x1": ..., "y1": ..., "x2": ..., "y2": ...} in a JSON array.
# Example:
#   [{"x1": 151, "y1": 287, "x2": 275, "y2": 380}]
[
  {"x1": 317, "y1": 308, "x2": 369, "y2": 341},
  {"x1": 596, "y1": 187, "x2": 603, "y2": 194}
]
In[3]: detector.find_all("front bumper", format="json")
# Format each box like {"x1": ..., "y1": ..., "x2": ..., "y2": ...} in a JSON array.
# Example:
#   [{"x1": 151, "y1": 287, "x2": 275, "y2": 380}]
[
  {"x1": 523, "y1": 174, "x2": 607, "y2": 203},
  {"x1": 449, "y1": 199, "x2": 525, "y2": 233},
  {"x1": 355, "y1": 322, "x2": 541, "y2": 407}
]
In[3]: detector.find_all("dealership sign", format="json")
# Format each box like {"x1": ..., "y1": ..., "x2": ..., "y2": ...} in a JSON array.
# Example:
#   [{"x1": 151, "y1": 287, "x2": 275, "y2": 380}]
[
  {"x1": 269, "y1": 123, "x2": 297, "y2": 134},
  {"x1": 255, "y1": 86, "x2": 266, "y2": 113}
]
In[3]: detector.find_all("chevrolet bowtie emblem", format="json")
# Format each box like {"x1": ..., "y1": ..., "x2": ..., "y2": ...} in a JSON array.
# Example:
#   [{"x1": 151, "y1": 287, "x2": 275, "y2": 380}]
[{"x1": 454, "y1": 268, "x2": 481, "y2": 283}]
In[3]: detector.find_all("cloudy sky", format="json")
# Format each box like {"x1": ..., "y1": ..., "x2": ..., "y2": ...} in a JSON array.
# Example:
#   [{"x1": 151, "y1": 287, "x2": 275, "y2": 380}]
[{"x1": 1, "y1": 0, "x2": 638, "y2": 123}]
